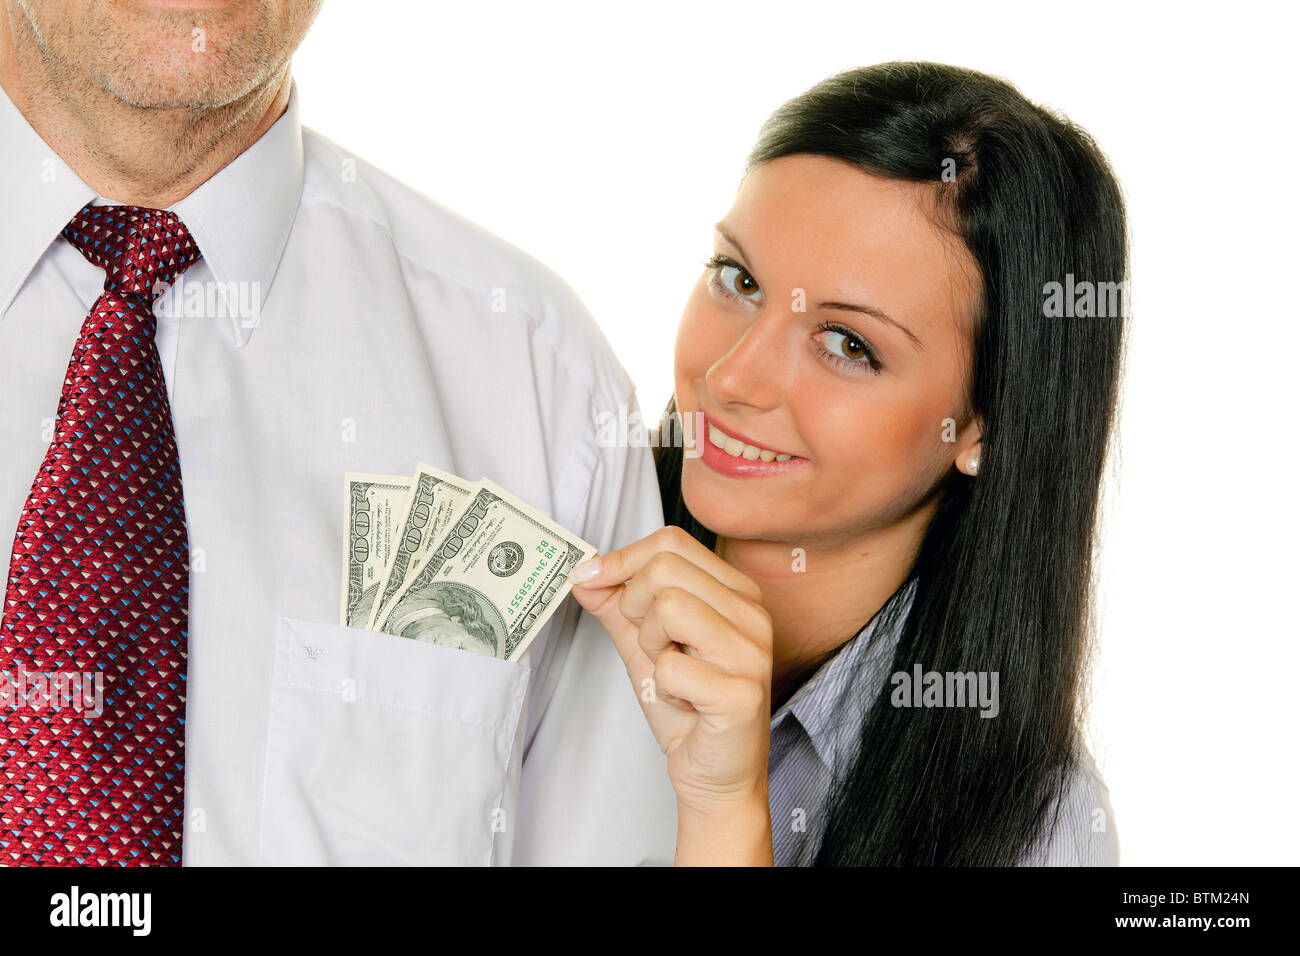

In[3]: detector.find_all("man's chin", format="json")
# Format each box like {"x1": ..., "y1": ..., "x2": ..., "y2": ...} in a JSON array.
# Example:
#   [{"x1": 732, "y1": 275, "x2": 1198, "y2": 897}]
[
  {"x1": 66, "y1": 5, "x2": 272, "y2": 109},
  {"x1": 91, "y1": 33, "x2": 274, "y2": 110},
  {"x1": 100, "y1": 65, "x2": 245, "y2": 111}
]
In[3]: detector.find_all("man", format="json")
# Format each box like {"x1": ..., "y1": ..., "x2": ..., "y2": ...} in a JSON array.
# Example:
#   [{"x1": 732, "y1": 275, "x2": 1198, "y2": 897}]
[{"x1": 0, "y1": 0, "x2": 676, "y2": 865}]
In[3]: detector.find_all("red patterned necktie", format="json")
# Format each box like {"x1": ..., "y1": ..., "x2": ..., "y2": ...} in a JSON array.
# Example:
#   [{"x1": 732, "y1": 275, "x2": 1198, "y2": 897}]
[{"x1": 1, "y1": 204, "x2": 201, "y2": 866}]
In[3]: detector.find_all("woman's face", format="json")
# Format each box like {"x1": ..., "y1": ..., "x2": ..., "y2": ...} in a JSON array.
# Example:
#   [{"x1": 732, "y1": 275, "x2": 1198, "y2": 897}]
[{"x1": 674, "y1": 154, "x2": 983, "y2": 546}]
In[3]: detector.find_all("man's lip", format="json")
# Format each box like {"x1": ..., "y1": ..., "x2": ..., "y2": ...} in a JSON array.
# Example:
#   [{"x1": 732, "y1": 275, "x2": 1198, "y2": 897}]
[{"x1": 700, "y1": 412, "x2": 801, "y2": 459}]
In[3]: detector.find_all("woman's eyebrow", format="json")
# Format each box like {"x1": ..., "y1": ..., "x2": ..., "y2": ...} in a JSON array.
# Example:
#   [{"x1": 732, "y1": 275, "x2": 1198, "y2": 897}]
[
  {"x1": 821, "y1": 301, "x2": 925, "y2": 352},
  {"x1": 714, "y1": 224, "x2": 751, "y2": 266}
]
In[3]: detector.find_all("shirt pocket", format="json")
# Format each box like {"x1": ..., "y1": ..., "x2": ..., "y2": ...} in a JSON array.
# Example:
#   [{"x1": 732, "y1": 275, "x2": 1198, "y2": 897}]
[{"x1": 259, "y1": 616, "x2": 532, "y2": 866}]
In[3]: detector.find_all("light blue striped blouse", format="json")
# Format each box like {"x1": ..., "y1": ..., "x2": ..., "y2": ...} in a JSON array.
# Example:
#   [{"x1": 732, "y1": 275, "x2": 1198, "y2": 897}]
[{"x1": 767, "y1": 578, "x2": 1119, "y2": 866}]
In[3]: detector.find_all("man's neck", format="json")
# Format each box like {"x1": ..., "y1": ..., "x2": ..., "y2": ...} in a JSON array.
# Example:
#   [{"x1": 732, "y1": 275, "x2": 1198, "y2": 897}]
[
  {"x1": 717, "y1": 502, "x2": 933, "y2": 712},
  {"x1": 0, "y1": 11, "x2": 291, "y2": 209}
]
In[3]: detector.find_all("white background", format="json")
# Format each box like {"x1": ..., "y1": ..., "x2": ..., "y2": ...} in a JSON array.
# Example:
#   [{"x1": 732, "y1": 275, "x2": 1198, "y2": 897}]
[{"x1": 294, "y1": 0, "x2": 1300, "y2": 865}]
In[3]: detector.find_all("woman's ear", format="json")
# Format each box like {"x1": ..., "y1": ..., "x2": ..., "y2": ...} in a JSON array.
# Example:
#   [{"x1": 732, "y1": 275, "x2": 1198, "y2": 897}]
[
  {"x1": 954, "y1": 414, "x2": 983, "y2": 477},
  {"x1": 957, "y1": 440, "x2": 982, "y2": 477}
]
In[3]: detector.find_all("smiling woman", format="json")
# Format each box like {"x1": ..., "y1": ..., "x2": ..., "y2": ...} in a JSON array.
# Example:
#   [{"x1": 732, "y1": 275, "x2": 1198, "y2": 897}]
[
  {"x1": 573, "y1": 59, "x2": 1127, "y2": 866},
  {"x1": 675, "y1": 154, "x2": 984, "y2": 555}
]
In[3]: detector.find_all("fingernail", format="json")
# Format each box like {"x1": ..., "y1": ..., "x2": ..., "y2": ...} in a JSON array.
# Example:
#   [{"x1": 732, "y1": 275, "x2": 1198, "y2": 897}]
[{"x1": 570, "y1": 557, "x2": 602, "y2": 583}]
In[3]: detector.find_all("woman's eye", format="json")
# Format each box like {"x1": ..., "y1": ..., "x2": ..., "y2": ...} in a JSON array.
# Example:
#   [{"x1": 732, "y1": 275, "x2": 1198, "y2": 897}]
[
  {"x1": 818, "y1": 328, "x2": 867, "y2": 360},
  {"x1": 723, "y1": 265, "x2": 760, "y2": 298},
  {"x1": 814, "y1": 324, "x2": 881, "y2": 374},
  {"x1": 712, "y1": 262, "x2": 763, "y2": 303}
]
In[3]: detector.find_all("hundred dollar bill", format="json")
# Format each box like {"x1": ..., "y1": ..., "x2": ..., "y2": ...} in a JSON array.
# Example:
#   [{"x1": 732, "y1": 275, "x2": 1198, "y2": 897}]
[
  {"x1": 340, "y1": 473, "x2": 414, "y2": 627},
  {"x1": 364, "y1": 462, "x2": 476, "y2": 630},
  {"x1": 372, "y1": 478, "x2": 595, "y2": 661}
]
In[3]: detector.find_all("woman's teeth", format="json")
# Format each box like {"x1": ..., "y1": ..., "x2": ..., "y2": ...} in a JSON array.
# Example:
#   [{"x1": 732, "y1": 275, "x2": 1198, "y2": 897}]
[{"x1": 707, "y1": 423, "x2": 792, "y2": 462}]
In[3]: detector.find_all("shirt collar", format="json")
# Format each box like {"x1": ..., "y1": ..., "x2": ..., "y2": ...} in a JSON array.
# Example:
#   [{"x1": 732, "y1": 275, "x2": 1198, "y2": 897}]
[
  {"x1": 771, "y1": 576, "x2": 918, "y2": 773},
  {"x1": 0, "y1": 79, "x2": 304, "y2": 347},
  {"x1": 0, "y1": 82, "x2": 95, "y2": 318}
]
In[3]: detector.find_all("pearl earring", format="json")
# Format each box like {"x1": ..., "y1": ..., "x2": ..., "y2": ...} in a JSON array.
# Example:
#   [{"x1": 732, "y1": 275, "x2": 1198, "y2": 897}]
[{"x1": 968, "y1": 455, "x2": 980, "y2": 476}]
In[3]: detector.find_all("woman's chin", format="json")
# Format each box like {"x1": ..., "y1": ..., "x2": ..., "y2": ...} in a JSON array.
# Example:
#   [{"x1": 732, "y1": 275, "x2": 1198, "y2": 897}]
[{"x1": 681, "y1": 469, "x2": 787, "y2": 541}]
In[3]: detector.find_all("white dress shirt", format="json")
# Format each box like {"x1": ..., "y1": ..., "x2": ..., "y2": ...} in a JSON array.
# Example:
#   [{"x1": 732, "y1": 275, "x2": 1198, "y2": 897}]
[{"x1": 0, "y1": 81, "x2": 678, "y2": 865}]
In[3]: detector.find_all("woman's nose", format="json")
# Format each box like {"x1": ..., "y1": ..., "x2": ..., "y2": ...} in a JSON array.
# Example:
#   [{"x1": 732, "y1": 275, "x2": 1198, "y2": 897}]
[{"x1": 704, "y1": 309, "x2": 794, "y2": 412}]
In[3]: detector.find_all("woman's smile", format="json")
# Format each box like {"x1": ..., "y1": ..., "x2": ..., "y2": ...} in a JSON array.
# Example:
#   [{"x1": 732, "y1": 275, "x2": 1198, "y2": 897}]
[{"x1": 694, "y1": 411, "x2": 810, "y2": 479}]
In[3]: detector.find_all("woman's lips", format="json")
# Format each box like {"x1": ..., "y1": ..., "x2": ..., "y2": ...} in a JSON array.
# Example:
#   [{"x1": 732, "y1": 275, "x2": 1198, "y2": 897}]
[{"x1": 694, "y1": 412, "x2": 808, "y2": 478}]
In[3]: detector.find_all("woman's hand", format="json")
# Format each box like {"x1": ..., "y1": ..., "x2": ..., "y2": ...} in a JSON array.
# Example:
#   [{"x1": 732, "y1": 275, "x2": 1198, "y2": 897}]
[{"x1": 570, "y1": 525, "x2": 775, "y2": 865}]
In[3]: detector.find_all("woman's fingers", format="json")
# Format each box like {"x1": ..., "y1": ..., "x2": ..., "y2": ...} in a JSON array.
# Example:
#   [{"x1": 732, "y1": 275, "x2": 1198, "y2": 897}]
[
  {"x1": 638, "y1": 586, "x2": 771, "y2": 680},
  {"x1": 569, "y1": 579, "x2": 707, "y2": 744},
  {"x1": 567, "y1": 579, "x2": 641, "y2": 669},
  {"x1": 618, "y1": 550, "x2": 771, "y2": 651},
  {"x1": 653, "y1": 647, "x2": 766, "y2": 724},
  {"x1": 568, "y1": 526, "x2": 774, "y2": 758},
  {"x1": 571, "y1": 525, "x2": 762, "y2": 603}
]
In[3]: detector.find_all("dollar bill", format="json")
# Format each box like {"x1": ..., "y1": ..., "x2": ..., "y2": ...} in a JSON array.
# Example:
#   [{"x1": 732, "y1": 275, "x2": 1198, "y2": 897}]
[
  {"x1": 340, "y1": 474, "x2": 414, "y2": 627},
  {"x1": 364, "y1": 462, "x2": 476, "y2": 630},
  {"x1": 372, "y1": 478, "x2": 595, "y2": 661}
]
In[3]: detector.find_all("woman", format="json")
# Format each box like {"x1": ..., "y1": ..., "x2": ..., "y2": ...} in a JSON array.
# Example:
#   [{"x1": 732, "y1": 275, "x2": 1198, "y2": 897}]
[{"x1": 571, "y1": 61, "x2": 1125, "y2": 866}]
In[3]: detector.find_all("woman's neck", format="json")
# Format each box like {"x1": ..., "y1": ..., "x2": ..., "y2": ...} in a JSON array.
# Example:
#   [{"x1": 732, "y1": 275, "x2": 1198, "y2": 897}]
[{"x1": 716, "y1": 503, "x2": 933, "y2": 711}]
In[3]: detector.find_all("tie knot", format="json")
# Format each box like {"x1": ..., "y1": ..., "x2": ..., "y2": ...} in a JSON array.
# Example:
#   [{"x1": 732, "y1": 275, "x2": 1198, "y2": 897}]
[{"x1": 62, "y1": 204, "x2": 202, "y2": 299}]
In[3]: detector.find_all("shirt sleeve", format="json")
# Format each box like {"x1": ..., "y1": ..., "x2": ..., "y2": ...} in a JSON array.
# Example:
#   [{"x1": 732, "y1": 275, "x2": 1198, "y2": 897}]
[
  {"x1": 1017, "y1": 753, "x2": 1120, "y2": 866},
  {"x1": 507, "y1": 386, "x2": 679, "y2": 865}
]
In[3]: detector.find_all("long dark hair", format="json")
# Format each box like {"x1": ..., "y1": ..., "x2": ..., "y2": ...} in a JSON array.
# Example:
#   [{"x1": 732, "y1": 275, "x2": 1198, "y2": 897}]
[{"x1": 653, "y1": 62, "x2": 1127, "y2": 865}]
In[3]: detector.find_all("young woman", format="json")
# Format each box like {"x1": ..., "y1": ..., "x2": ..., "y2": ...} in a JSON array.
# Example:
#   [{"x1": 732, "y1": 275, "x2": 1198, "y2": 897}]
[{"x1": 571, "y1": 61, "x2": 1126, "y2": 866}]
